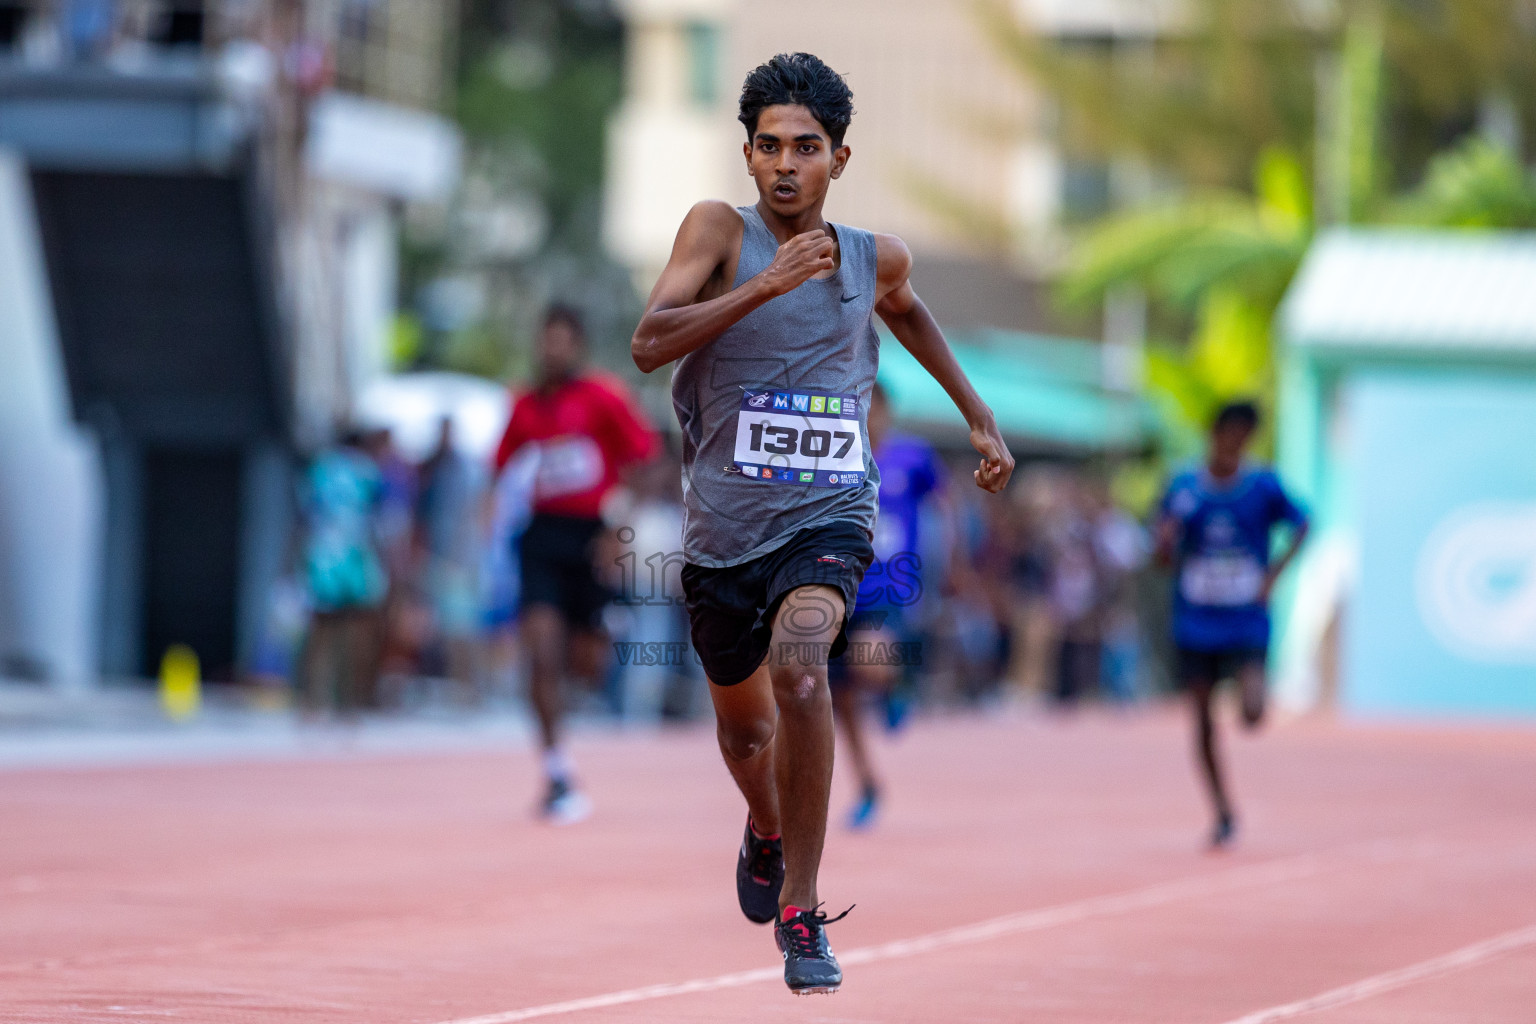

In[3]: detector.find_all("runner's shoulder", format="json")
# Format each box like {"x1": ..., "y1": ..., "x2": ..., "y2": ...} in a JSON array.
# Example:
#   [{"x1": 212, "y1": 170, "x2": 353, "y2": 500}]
[
  {"x1": 873, "y1": 232, "x2": 913, "y2": 282},
  {"x1": 507, "y1": 383, "x2": 539, "y2": 411},
  {"x1": 679, "y1": 200, "x2": 744, "y2": 246},
  {"x1": 1163, "y1": 468, "x2": 1203, "y2": 513},
  {"x1": 1240, "y1": 463, "x2": 1283, "y2": 490},
  {"x1": 1167, "y1": 467, "x2": 1201, "y2": 491}
]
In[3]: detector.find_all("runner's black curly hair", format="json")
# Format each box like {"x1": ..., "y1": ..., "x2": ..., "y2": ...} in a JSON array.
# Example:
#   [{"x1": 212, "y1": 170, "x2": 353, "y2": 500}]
[
  {"x1": 738, "y1": 53, "x2": 854, "y2": 146},
  {"x1": 1213, "y1": 400, "x2": 1260, "y2": 433}
]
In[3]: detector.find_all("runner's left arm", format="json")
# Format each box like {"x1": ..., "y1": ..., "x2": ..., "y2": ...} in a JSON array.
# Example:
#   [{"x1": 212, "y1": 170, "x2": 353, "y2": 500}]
[
  {"x1": 873, "y1": 233, "x2": 1014, "y2": 494},
  {"x1": 1153, "y1": 482, "x2": 1180, "y2": 568},
  {"x1": 1259, "y1": 474, "x2": 1310, "y2": 600}
]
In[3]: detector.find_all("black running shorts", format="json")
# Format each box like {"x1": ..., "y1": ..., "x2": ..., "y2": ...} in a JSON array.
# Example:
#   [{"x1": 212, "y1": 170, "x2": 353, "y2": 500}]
[
  {"x1": 1176, "y1": 646, "x2": 1267, "y2": 687},
  {"x1": 517, "y1": 514, "x2": 613, "y2": 631},
  {"x1": 681, "y1": 520, "x2": 875, "y2": 687}
]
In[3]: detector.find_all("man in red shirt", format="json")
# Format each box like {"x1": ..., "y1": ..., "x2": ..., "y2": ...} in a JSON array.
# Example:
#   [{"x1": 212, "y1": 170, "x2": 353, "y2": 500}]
[{"x1": 493, "y1": 306, "x2": 660, "y2": 822}]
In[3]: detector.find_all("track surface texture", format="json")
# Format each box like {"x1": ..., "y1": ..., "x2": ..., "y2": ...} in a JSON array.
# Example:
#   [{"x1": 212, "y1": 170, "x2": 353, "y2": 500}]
[{"x1": 5, "y1": 706, "x2": 1535, "y2": 1023}]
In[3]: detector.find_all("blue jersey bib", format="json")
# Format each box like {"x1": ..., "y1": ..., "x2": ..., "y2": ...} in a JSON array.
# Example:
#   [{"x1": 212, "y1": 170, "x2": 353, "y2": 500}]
[{"x1": 1160, "y1": 466, "x2": 1307, "y2": 652}]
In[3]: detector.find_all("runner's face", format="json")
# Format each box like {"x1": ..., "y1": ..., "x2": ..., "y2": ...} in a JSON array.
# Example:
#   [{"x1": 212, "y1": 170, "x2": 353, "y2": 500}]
[
  {"x1": 744, "y1": 105, "x2": 849, "y2": 217},
  {"x1": 1209, "y1": 423, "x2": 1252, "y2": 475},
  {"x1": 538, "y1": 323, "x2": 583, "y2": 384}
]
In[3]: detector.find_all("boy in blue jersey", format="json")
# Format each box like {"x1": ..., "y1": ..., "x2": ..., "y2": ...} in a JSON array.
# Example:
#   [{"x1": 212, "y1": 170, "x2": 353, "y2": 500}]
[{"x1": 1156, "y1": 402, "x2": 1308, "y2": 848}]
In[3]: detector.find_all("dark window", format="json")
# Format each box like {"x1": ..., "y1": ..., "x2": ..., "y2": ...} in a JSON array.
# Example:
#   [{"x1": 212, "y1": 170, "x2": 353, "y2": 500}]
[
  {"x1": 0, "y1": 4, "x2": 28, "y2": 48},
  {"x1": 141, "y1": 448, "x2": 243, "y2": 680},
  {"x1": 149, "y1": 2, "x2": 205, "y2": 47}
]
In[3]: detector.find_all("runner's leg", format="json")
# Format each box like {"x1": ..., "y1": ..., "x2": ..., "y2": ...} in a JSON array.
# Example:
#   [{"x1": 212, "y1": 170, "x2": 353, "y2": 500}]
[
  {"x1": 832, "y1": 684, "x2": 873, "y2": 792},
  {"x1": 567, "y1": 627, "x2": 609, "y2": 688},
  {"x1": 1237, "y1": 659, "x2": 1267, "y2": 729},
  {"x1": 522, "y1": 603, "x2": 565, "y2": 750},
  {"x1": 839, "y1": 626, "x2": 894, "y2": 807},
  {"x1": 1190, "y1": 676, "x2": 1232, "y2": 822},
  {"x1": 768, "y1": 583, "x2": 843, "y2": 912},
  {"x1": 709, "y1": 663, "x2": 781, "y2": 835}
]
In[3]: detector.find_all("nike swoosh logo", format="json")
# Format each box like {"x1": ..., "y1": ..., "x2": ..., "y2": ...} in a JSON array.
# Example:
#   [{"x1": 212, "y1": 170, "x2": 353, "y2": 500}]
[{"x1": 840, "y1": 293, "x2": 860, "y2": 303}]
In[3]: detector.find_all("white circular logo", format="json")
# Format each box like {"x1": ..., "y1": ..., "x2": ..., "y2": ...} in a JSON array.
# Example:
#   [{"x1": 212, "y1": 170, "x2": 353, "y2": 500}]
[{"x1": 1416, "y1": 502, "x2": 1536, "y2": 664}]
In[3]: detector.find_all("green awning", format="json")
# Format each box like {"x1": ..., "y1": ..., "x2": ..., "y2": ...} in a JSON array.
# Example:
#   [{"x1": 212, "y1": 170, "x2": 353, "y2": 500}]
[{"x1": 878, "y1": 329, "x2": 1153, "y2": 452}]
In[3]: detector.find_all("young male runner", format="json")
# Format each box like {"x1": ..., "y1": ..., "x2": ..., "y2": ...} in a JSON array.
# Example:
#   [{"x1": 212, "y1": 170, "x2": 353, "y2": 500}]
[
  {"x1": 631, "y1": 53, "x2": 1014, "y2": 994},
  {"x1": 493, "y1": 306, "x2": 659, "y2": 822},
  {"x1": 1156, "y1": 401, "x2": 1308, "y2": 848},
  {"x1": 829, "y1": 381, "x2": 947, "y2": 830}
]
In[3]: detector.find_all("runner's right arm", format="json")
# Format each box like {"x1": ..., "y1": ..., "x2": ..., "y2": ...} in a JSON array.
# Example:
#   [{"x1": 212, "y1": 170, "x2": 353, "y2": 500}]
[
  {"x1": 1153, "y1": 483, "x2": 1178, "y2": 568},
  {"x1": 631, "y1": 201, "x2": 834, "y2": 373}
]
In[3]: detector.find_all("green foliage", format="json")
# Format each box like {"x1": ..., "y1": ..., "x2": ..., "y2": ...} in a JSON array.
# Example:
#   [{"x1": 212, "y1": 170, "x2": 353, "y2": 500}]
[
  {"x1": 455, "y1": 5, "x2": 623, "y2": 248},
  {"x1": 389, "y1": 313, "x2": 424, "y2": 371},
  {"x1": 1058, "y1": 149, "x2": 1312, "y2": 455},
  {"x1": 399, "y1": 2, "x2": 635, "y2": 384},
  {"x1": 436, "y1": 322, "x2": 525, "y2": 381},
  {"x1": 979, "y1": 0, "x2": 1536, "y2": 191},
  {"x1": 975, "y1": 0, "x2": 1324, "y2": 190},
  {"x1": 1391, "y1": 137, "x2": 1536, "y2": 228},
  {"x1": 978, "y1": 0, "x2": 1536, "y2": 460}
]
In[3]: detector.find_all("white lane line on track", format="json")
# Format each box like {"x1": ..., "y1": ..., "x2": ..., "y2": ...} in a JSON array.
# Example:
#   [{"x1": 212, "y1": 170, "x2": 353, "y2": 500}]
[
  {"x1": 431, "y1": 840, "x2": 1426, "y2": 1024},
  {"x1": 1219, "y1": 922, "x2": 1536, "y2": 1024}
]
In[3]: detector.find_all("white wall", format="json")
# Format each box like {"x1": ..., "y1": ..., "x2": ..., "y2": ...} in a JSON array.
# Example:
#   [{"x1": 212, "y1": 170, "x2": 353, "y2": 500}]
[{"x1": 0, "y1": 150, "x2": 102, "y2": 690}]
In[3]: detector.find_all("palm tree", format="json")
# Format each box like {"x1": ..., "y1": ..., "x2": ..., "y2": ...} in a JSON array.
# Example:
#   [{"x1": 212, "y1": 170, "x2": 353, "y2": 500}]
[
  {"x1": 1059, "y1": 149, "x2": 1313, "y2": 455},
  {"x1": 973, "y1": 0, "x2": 1536, "y2": 454}
]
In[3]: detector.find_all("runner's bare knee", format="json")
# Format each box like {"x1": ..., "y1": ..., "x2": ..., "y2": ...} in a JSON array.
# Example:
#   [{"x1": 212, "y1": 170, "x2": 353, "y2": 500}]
[{"x1": 718, "y1": 713, "x2": 776, "y2": 761}]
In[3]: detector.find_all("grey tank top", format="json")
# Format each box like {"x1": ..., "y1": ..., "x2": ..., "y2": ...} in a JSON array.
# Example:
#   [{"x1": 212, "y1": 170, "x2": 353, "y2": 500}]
[{"x1": 671, "y1": 204, "x2": 882, "y2": 567}]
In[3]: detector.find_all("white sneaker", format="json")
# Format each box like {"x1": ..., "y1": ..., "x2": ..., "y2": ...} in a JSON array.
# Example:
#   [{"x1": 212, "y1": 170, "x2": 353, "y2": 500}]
[{"x1": 539, "y1": 778, "x2": 592, "y2": 825}]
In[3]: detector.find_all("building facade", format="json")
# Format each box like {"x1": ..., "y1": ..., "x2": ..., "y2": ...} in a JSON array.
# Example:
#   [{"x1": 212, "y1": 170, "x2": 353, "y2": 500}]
[{"x1": 604, "y1": 0, "x2": 1166, "y2": 331}]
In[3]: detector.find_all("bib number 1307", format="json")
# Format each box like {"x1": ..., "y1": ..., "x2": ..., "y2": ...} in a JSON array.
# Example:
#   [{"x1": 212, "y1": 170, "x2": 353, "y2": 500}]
[
  {"x1": 747, "y1": 421, "x2": 856, "y2": 459},
  {"x1": 733, "y1": 389, "x2": 865, "y2": 487}
]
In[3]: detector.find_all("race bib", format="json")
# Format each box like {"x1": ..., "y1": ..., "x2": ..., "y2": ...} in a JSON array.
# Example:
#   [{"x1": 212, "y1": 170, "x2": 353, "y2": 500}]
[
  {"x1": 733, "y1": 389, "x2": 865, "y2": 487},
  {"x1": 533, "y1": 435, "x2": 604, "y2": 500},
  {"x1": 1180, "y1": 553, "x2": 1264, "y2": 606}
]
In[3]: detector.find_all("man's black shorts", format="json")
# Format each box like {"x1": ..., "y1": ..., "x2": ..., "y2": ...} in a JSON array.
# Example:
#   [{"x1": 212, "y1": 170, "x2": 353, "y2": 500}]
[
  {"x1": 1176, "y1": 646, "x2": 1267, "y2": 687},
  {"x1": 518, "y1": 513, "x2": 612, "y2": 631},
  {"x1": 680, "y1": 520, "x2": 875, "y2": 687}
]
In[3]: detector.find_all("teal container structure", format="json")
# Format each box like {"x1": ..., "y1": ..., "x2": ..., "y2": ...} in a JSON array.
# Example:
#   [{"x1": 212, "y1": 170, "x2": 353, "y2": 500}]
[
  {"x1": 878, "y1": 329, "x2": 1155, "y2": 455},
  {"x1": 1275, "y1": 229, "x2": 1536, "y2": 718}
]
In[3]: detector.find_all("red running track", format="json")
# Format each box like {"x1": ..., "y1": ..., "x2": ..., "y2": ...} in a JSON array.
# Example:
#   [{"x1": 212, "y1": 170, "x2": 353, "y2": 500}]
[{"x1": 4, "y1": 706, "x2": 1535, "y2": 1023}]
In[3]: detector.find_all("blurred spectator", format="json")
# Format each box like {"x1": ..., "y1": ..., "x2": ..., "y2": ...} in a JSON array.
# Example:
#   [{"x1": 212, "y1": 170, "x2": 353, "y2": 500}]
[
  {"x1": 364, "y1": 428, "x2": 421, "y2": 702},
  {"x1": 64, "y1": 0, "x2": 114, "y2": 59},
  {"x1": 479, "y1": 446, "x2": 538, "y2": 700},
  {"x1": 942, "y1": 487, "x2": 1013, "y2": 703},
  {"x1": 832, "y1": 382, "x2": 949, "y2": 828},
  {"x1": 1045, "y1": 479, "x2": 1103, "y2": 705},
  {"x1": 609, "y1": 449, "x2": 692, "y2": 724},
  {"x1": 297, "y1": 429, "x2": 387, "y2": 715},
  {"x1": 415, "y1": 416, "x2": 485, "y2": 697},
  {"x1": 1005, "y1": 468, "x2": 1061, "y2": 698},
  {"x1": 1090, "y1": 479, "x2": 1150, "y2": 704}
]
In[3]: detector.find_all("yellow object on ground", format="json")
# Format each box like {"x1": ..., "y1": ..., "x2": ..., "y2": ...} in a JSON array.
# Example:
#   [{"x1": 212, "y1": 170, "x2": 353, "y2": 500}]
[{"x1": 159, "y1": 644, "x2": 202, "y2": 722}]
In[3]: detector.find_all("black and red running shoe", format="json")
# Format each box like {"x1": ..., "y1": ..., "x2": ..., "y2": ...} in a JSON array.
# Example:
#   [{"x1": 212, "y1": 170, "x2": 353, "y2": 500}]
[
  {"x1": 775, "y1": 904, "x2": 851, "y2": 994},
  {"x1": 735, "y1": 817, "x2": 783, "y2": 924}
]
